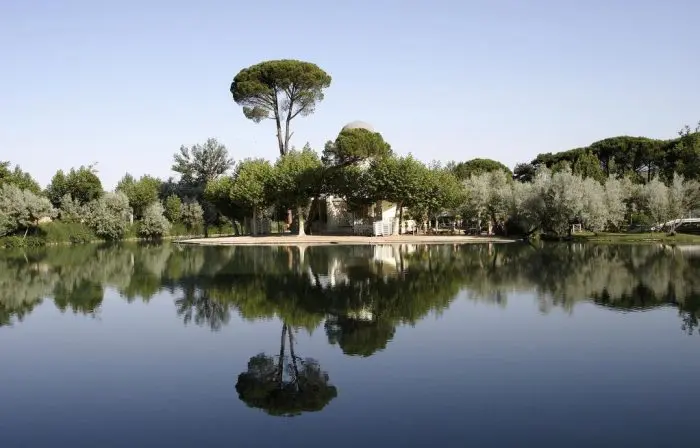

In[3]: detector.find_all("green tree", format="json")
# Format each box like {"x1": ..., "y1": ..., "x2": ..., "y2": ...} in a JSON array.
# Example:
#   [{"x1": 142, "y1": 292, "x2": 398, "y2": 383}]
[
  {"x1": 172, "y1": 138, "x2": 233, "y2": 186},
  {"x1": 139, "y1": 202, "x2": 170, "y2": 239},
  {"x1": 366, "y1": 155, "x2": 428, "y2": 234},
  {"x1": 84, "y1": 192, "x2": 131, "y2": 241},
  {"x1": 58, "y1": 194, "x2": 86, "y2": 223},
  {"x1": 513, "y1": 163, "x2": 536, "y2": 183},
  {"x1": 451, "y1": 158, "x2": 512, "y2": 180},
  {"x1": 172, "y1": 138, "x2": 233, "y2": 236},
  {"x1": 271, "y1": 148, "x2": 322, "y2": 236},
  {"x1": 45, "y1": 170, "x2": 69, "y2": 206},
  {"x1": 572, "y1": 151, "x2": 606, "y2": 183},
  {"x1": 230, "y1": 59, "x2": 332, "y2": 156},
  {"x1": 47, "y1": 165, "x2": 103, "y2": 206},
  {"x1": 116, "y1": 174, "x2": 162, "y2": 219},
  {"x1": 163, "y1": 194, "x2": 182, "y2": 223},
  {"x1": 235, "y1": 323, "x2": 338, "y2": 417},
  {"x1": 321, "y1": 128, "x2": 392, "y2": 167},
  {"x1": 0, "y1": 162, "x2": 42, "y2": 195},
  {"x1": 0, "y1": 184, "x2": 56, "y2": 237},
  {"x1": 228, "y1": 158, "x2": 275, "y2": 235},
  {"x1": 180, "y1": 201, "x2": 204, "y2": 233},
  {"x1": 203, "y1": 177, "x2": 246, "y2": 234}
]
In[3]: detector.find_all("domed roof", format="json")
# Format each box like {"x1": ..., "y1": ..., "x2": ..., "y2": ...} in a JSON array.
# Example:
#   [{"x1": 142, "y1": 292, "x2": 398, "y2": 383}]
[{"x1": 341, "y1": 120, "x2": 375, "y2": 132}]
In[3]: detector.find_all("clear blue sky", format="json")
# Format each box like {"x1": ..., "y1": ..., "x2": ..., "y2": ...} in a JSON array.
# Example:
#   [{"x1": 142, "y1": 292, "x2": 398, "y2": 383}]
[{"x1": 2, "y1": 0, "x2": 698, "y2": 189}]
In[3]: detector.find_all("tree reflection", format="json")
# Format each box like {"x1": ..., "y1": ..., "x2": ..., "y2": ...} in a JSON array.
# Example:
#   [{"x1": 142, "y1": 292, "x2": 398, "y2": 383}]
[
  {"x1": 325, "y1": 314, "x2": 395, "y2": 357},
  {"x1": 235, "y1": 323, "x2": 337, "y2": 417},
  {"x1": 1, "y1": 242, "x2": 700, "y2": 338},
  {"x1": 174, "y1": 282, "x2": 231, "y2": 331}
]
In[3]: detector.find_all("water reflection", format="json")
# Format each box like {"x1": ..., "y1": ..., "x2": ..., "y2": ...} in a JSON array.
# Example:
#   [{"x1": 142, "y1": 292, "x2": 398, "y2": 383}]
[
  {"x1": 1, "y1": 242, "x2": 700, "y2": 339},
  {"x1": 236, "y1": 322, "x2": 338, "y2": 417}
]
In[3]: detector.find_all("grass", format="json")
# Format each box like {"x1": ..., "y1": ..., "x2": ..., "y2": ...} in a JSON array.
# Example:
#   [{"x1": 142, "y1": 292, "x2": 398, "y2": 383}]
[
  {"x1": 0, "y1": 221, "x2": 242, "y2": 249},
  {"x1": 570, "y1": 231, "x2": 700, "y2": 244}
]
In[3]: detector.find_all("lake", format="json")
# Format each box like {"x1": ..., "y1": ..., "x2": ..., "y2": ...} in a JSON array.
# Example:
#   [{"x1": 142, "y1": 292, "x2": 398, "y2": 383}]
[{"x1": 1, "y1": 242, "x2": 699, "y2": 447}]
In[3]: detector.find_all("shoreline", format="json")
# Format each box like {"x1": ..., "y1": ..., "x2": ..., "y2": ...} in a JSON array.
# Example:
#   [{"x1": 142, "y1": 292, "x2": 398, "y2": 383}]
[{"x1": 178, "y1": 234, "x2": 516, "y2": 246}]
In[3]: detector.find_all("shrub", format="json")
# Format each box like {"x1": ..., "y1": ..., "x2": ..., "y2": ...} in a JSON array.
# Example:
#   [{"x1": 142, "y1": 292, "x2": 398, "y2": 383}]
[
  {"x1": 0, "y1": 235, "x2": 46, "y2": 248},
  {"x1": 58, "y1": 194, "x2": 87, "y2": 222},
  {"x1": 180, "y1": 201, "x2": 204, "y2": 231},
  {"x1": 39, "y1": 221, "x2": 97, "y2": 244},
  {"x1": 0, "y1": 184, "x2": 57, "y2": 236},
  {"x1": 139, "y1": 202, "x2": 170, "y2": 239},
  {"x1": 84, "y1": 192, "x2": 131, "y2": 241},
  {"x1": 164, "y1": 194, "x2": 182, "y2": 223}
]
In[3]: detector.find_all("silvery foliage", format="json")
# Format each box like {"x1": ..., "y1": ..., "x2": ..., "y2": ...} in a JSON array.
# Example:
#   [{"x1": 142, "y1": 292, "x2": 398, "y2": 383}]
[
  {"x1": 469, "y1": 166, "x2": 638, "y2": 235},
  {"x1": 0, "y1": 184, "x2": 56, "y2": 236},
  {"x1": 59, "y1": 193, "x2": 87, "y2": 223},
  {"x1": 462, "y1": 171, "x2": 514, "y2": 230},
  {"x1": 642, "y1": 178, "x2": 669, "y2": 226},
  {"x1": 180, "y1": 201, "x2": 204, "y2": 230},
  {"x1": 603, "y1": 176, "x2": 632, "y2": 230},
  {"x1": 84, "y1": 191, "x2": 132, "y2": 240},
  {"x1": 580, "y1": 177, "x2": 607, "y2": 232},
  {"x1": 139, "y1": 202, "x2": 171, "y2": 238}
]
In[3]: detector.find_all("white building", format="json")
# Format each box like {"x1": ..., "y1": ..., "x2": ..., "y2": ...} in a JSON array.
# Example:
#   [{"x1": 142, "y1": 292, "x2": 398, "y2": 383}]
[{"x1": 312, "y1": 121, "x2": 401, "y2": 236}]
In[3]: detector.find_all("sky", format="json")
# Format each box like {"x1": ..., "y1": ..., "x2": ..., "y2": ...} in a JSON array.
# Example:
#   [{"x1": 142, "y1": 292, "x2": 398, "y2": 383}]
[{"x1": 1, "y1": 0, "x2": 699, "y2": 189}]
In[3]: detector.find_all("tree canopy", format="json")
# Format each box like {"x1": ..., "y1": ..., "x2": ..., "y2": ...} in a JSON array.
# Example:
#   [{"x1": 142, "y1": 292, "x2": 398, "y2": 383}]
[
  {"x1": 172, "y1": 138, "x2": 233, "y2": 187},
  {"x1": 451, "y1": 158, "x2": 513, "y2": 180},
  {"x1": 0, "y1": 162, "x2": 42, "y2": 194},
  {"x1": 46, "y1": 165, "x2": 103, "y2": 206},
  {"x1": 322, "y1": 128, "x2": 392, "y2": 168},
  {"x1": 270, "y1": 147, "x2": 322, "y2": 236},
  {"x1": 116, "y1": 174, "x2": 161, "y2": 219},
  {"x1": 231, "y1": 59, "x2": 332, "y2": 156}
]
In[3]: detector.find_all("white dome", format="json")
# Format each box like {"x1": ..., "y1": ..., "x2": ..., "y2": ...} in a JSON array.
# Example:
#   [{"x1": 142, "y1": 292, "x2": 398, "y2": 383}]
[{"x1": 341, "y1": 120, "x2": 375, "y2": 132}]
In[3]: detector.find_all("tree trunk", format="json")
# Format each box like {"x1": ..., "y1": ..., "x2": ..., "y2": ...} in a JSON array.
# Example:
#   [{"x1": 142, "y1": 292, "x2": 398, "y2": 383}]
[
  {"x1": 23, "y1": 226, "x2": 29, "y2": 239},
  {"x1": 274, "y1": 90, "x2": 285, "y2": 156},
  {"x1": 398, "y1": 205, "x2": 404, "y2": 235},
  {"x1": 393, "y1": 202, "x2": 402, "y2": 235},
  {"x1": 252, "y1": 208, "x2": 258, "y2": 236},
  {"x1": 278, "y1": 323, "x2": 287, "y2": 385},
  {"x1": 297, "y1": 206, "x2": 306, "y2": 236},
  {"x1": 288, "y1": 328, "x2": 301, "y2": 390},
  {"x1": 284, "y1": 116, "x2": 293, "y2": 156},
  {"x1": 304, "y1": 196, "x2": 320, "y2": 235}
]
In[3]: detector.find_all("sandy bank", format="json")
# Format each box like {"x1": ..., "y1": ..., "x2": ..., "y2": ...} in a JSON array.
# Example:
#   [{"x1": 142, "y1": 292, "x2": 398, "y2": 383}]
[{"x1": 177, "y1": 234, "x2": 516, "y2": 246}]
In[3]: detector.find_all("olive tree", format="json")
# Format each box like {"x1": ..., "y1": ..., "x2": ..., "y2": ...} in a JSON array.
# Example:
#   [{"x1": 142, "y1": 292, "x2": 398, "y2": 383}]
[
  {"x1": 462, "y1": 171, "x2": 512, "y2": 235},
  {"x1": 230, "y1": 60, "x2": 332, "y2": 156},
  {"x1": 180, "y1": 201, "x2": 204, "y2": 233},
  {"x1": 0, "y1": 184, "x2": 56, "y2": 237},
  {"x1": 580, "y1": 177, "x2": 608, "y2": 232},
  {"x1": 84, "y1": 192, "x2": 131, "y2": 241},
  {"x1": 603, "y1": 176, "x2": 631, "y2": 231},
  {"x1": 139, "y1": 202, "x2": 170, "y2": 239},
  {"x1": 642, "y1": 178, "x2": 669, "y2": 227}
]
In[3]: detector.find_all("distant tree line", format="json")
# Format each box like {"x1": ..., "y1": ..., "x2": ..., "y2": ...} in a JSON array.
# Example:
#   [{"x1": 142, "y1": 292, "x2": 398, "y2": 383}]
[{"x1": 2, "y1": 57, "x2": 699, "y2": 245}]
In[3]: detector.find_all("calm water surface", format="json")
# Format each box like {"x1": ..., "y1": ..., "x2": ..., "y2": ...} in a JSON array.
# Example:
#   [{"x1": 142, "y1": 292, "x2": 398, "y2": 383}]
[{"x1": 1, "y1": 242, "x2": 699, "y2": 447}]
